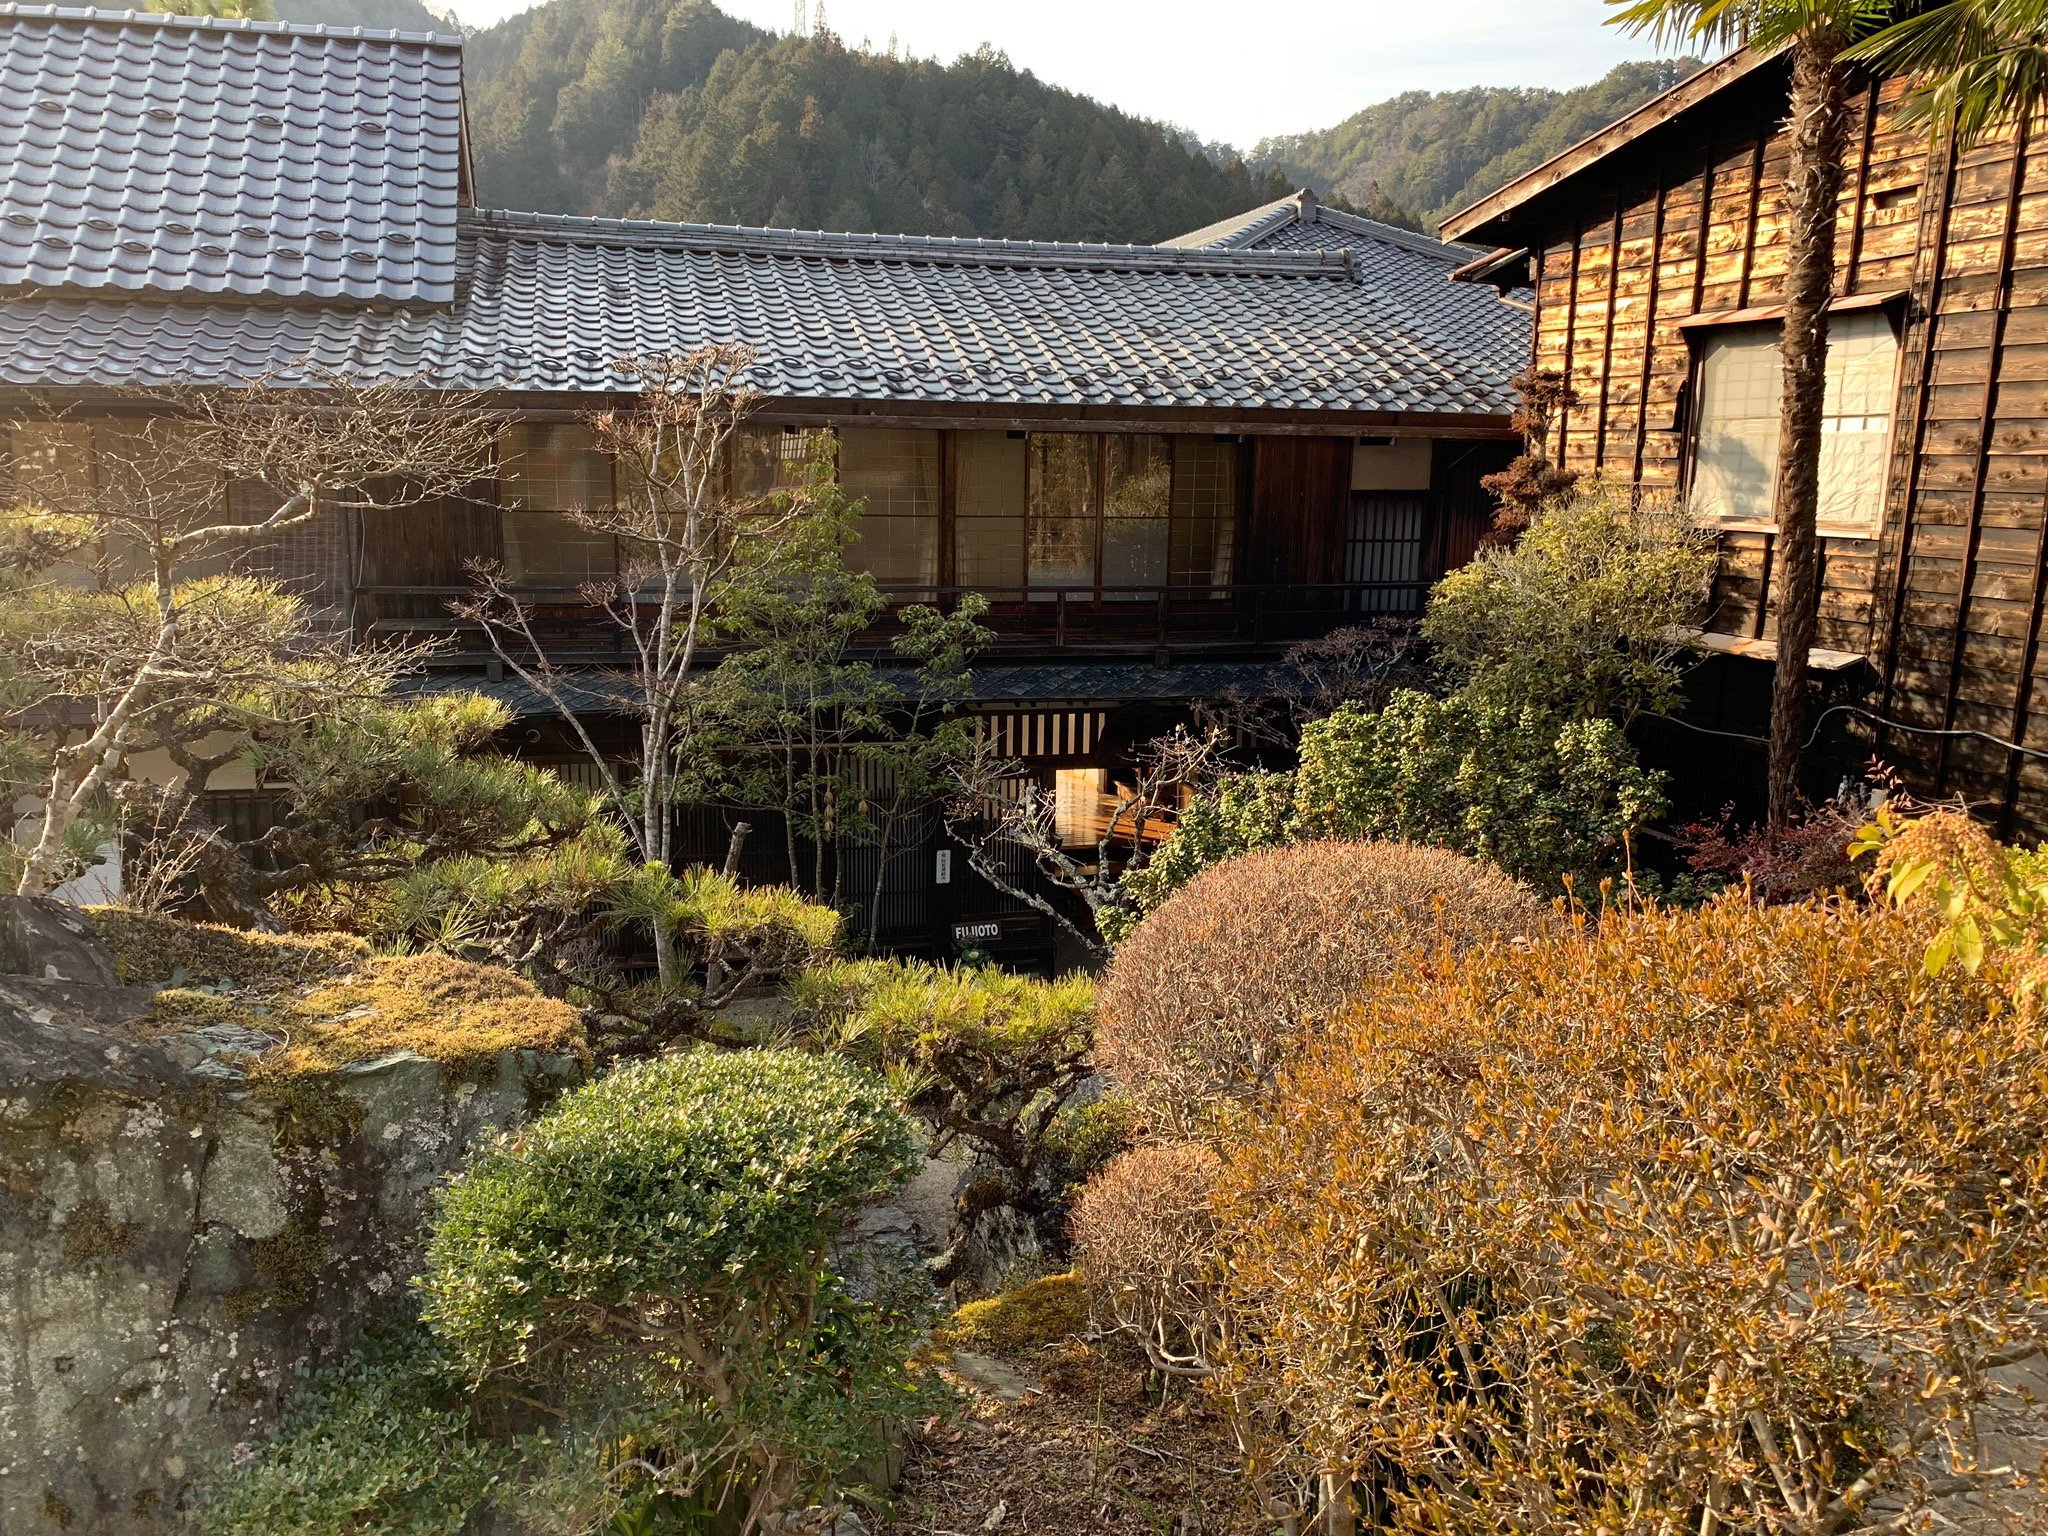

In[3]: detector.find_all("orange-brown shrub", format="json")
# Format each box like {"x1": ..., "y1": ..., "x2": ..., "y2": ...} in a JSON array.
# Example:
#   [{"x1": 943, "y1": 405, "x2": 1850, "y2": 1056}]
[
  {"x1": 1212, "y1": 894, "x2": 2048, "y2": 1534},
  {"x1": 1070, "y1": 1140, "x2": 1222, "y2": 1375},
  {"x1": 1095, "y1": 840, "x2": 1546, "y2": 1133}
]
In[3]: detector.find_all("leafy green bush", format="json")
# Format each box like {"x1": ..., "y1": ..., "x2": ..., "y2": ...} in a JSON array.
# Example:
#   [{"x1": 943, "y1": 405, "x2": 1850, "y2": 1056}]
[
  {"x1": 1105, "y1": 771, "x2": 1295, "y2": 942},
  {"x1": 1114, "y1": 692, "x2": 1660, "y2": 917},
  {"x1": 1292, "y1": 691, "x2": 1662, "y2": 891},
  {"x1": 199, "y1": 1325, "x2": 511, "y2": 1536},
  {"x1": 419, "y1": 1048, "x2": 925, "y2": 1527},
  {"x1": 1422, "y1": 484, "x2": 1711, "y2": 723}
]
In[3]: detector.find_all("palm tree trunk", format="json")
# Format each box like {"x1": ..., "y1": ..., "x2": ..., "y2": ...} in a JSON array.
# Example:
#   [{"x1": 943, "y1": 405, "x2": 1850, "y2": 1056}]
[{"x1": 1767, "y1": 36, "x2": 1854, "y2": 830}]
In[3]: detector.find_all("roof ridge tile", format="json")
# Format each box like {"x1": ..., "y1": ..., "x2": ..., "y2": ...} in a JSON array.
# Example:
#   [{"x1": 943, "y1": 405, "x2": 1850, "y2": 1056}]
[{"x1": 0, "y1": 4, "x2": 463, "y2": 49}]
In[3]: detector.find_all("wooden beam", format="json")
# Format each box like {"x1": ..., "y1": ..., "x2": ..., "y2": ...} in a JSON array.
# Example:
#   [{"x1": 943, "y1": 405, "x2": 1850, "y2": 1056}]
[
  {"x1": 1875, "y1": 123, "x2": 1964, "y2": 745},
  {"x1": 1557, "y1": 225, "x2": 1584, "y2": 462},
  {"x1": 0, "y1": 388, "x2": 1518, "y2": 441},
  {"x1": 1675, "y1": 288, "x2": 1909, "y2": 330},
  {"x1": 2000, "y1": 473, "x2": 2048, "y2": 836},
  {"x1": 1935, "y1": 118, "x2": 2032, "y2": 792},
  {"x1": 1737, "y1": 115, "x2": 1771, "y2": 310},
  {"x1": 1593, "y1": 188, "x2": 1626, "y2": 473},
  {"x1": 1843, "y1": 80, "x2": 1882, "y2": 293},
  {"x1": 1631, "y1": 162, "x2": 1670, "y2": 485}
]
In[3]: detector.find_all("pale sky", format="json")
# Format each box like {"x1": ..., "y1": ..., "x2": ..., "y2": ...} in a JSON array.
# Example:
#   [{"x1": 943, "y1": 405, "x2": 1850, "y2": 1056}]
[{"x1": 440, "y1": 0, "x2": 1684, "y2": 150}]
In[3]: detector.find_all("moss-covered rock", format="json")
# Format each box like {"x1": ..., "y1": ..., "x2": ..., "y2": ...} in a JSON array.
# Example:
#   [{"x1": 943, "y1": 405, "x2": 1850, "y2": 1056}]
[
  {"x1": 88, "y1": 908, "x2": 366, "y2": 990},
  {"x1": 940, "y1": 1272, "x2": 1090, "y2": 1359},
  {"x1": 276, "y1": 953, "x2": 586, "y2": 1078},
  {"x1": 2, "y1": 899, "x2": 588, "y2": 1535}
]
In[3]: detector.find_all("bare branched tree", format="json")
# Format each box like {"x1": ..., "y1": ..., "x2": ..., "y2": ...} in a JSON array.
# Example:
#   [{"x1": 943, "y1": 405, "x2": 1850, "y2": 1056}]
[
  {"x1": 2, "y1": 374, "x2": 494, "y2": 898},
  {"x1": 453, "y1": 347, "x2": 812, "y2": 988},
  {"x1": 944, "y1": 723, "x2": 1231, "y2": 960}
]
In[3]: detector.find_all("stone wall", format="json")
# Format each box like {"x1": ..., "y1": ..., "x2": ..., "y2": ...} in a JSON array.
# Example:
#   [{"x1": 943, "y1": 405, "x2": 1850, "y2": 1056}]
[{"x1": 0, "y1": 899, "x2": 583, "y2": 1533}]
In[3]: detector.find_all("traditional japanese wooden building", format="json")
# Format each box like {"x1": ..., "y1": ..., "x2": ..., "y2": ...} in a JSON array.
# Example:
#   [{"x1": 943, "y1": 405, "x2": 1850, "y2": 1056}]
[
  {"x1": 1443, "y1": 48, "x2": 2048, "y2": 833},
  {"x1": 0, "y1": 6, "x2": 1527, "y2": 951}
]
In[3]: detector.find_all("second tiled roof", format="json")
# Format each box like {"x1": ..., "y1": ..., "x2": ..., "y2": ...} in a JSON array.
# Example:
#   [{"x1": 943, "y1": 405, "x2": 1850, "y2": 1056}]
[{"x1": 0, "y1": 209, "x2": 1521, "y2": 416}]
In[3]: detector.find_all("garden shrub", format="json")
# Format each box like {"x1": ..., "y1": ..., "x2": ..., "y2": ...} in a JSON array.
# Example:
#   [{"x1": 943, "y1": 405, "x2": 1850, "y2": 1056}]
[
  {"x1": 419, "y1": 1048, "x2": 927, "y2": 1529},
  {"x1": 1292, "y1": 691, "x2": 1663, "y2": 891},
  {"x1": 199, "y1": 1323, "x2": 511, "y2": 1536},
  {"x1": 1095, "y1": 840, "x2": 1545, "y2": 1134},
  {"x1": 791, "y1": 958, "x2": 1095, "y2": 1252},
  {"x1": 1105, "y1": 770, "x2": 1296, "y2": 942},
  {"x1": 1212, "y1": 894, "x2": 2048, "y2": 1533},
  {"x1": 1070, "y1": 1141, "x2": 1223, "y2": 1375},
  {"x1": 1860, "y1": 803, "x2": 2048, "y2": 995},
  {"x1": 1422, "y1": 483, "x2": 1712, "y2": 724}
]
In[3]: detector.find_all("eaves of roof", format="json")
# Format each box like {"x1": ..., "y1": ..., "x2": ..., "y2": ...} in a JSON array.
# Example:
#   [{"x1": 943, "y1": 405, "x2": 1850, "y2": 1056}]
[
  {"x1": 0, "y1": 4, "x2": 463, "y2": 49},
  {"x1": 405, "y1": 660, "x2": 1318, "y2": 716}
]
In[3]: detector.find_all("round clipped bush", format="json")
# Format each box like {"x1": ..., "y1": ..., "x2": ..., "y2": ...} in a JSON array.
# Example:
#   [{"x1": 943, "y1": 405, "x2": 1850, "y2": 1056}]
[
  {"x1": 1096, "y1": 840, "x2": 1546, "y2": 1133},
  {"x1": 418, "y1": 1048, "x2": 926, "y2": 1526},
  {"x1": 421, "y1": 1048, "x2": 919, "y2": 1380},
  {"x1": 1071, "y1": 1140, "x2": 1223, "y2": 1372}
]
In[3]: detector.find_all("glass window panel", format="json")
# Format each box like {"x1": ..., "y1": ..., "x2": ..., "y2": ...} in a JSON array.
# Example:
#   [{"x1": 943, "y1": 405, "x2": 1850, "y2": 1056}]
[
  {"x1": 1691, "y1": 326, "x2": 1781, "y2": 526},
  {"x1": 5, "y1": 421, "x2": 96, "y2": 502},
  {"x1": 502, "y1": 512, "x2": 615, "y2": 586},
  {"x1": 1171, "y1": 437, "x2": 1239, "y2": 590},
  {"x1": 1691, "y1": 315, "x2": 1898, "y2": 536},
  {"x1": 1053, "y1": 767, "x2": 1107, "y2": 848},
  {"x1": 1029, "y1": 435, "x2": 1097, "y2": 588},
  {"x1": 499, "y1": 423, "x2": 611, "y2": 511},
  {"x1": 1816, "y1": 312, "x2": 1898, "y2": 535},
  {"x1": 733, "y1": 427, "x2": 827, "y2": 498},
  {"x1": 1104, "y1": 436, "x2": 1171, "y2": 519},
  {"x1": 1103, "y1": 436, "x2": 1170, "y2": 591},
  {"x1": 955, "y1": 431, "x2": 1028, "y2": 595},
  {"x1": 840, "y1": 427, "x2": 940, "y2": 586}
]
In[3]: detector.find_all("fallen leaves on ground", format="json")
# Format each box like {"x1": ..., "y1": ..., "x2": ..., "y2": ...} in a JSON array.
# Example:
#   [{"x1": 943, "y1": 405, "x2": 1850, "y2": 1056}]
[{"x1": 877, "y1": 1330, "x2": 1266, "y2": 1536}]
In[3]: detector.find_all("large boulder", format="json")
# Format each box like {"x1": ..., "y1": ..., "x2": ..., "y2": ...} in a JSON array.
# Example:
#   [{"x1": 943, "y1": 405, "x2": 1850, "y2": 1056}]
[{"x1": 0, "y1": 899, "x2": 585, "y2": 1533}]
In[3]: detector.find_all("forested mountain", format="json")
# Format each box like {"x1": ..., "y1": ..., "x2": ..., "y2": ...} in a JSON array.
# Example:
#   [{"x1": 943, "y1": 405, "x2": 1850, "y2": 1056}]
[
  {"x1": 262, "y1": 0, "x2": 1696, "y2": 245},
  {"x1": 274, "y1": 0, "x2": 451, "y2": 31},
  {"x1": 461, "y1": 0, "x2": 1291, "y2": 242},
  {"x1": 1251, "y1": 59, "x2": 1703, "y2": 231}
]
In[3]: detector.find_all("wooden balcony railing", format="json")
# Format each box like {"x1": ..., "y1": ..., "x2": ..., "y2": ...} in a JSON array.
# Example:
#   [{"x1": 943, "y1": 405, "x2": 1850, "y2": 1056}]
[{"x1": 354, "y1": 579, "x2": 1430, "y2": 663}]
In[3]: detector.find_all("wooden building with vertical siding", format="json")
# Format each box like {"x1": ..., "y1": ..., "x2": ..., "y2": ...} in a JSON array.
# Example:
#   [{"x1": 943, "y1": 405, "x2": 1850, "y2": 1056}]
[{"x1": 1444, "y1": 48, "x2": 2048, "y2": 832}]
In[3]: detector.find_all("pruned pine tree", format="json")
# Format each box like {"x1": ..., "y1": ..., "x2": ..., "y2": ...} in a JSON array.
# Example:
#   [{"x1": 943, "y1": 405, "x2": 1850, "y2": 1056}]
[{"x1": 1, "y1": 376, "x2": 494, "y2": 899}]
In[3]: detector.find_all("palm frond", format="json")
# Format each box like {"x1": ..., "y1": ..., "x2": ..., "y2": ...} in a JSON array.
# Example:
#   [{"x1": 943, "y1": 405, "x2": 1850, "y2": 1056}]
[
  {"x1": 1609, "y1": 0, "x2": 1905, "y2": 51},
  {"x1": 1848, "y1": 0, "x2": 2048, "y2": 144}
]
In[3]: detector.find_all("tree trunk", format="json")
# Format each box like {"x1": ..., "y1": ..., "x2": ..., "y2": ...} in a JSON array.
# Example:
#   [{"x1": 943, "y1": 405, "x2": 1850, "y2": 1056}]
[
  {"x1": 1318, "y1": 1471, "x2": 1357, "y2": 1536},
  {"x1": 1767, "y1": 37, "x2": 1854, "y2": 830}
]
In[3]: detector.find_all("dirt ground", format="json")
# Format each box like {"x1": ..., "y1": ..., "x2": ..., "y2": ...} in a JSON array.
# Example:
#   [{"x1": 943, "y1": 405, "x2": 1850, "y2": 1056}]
[{"x1": 877, "y1": 1327, "x2": 1268, "y2": 1536}]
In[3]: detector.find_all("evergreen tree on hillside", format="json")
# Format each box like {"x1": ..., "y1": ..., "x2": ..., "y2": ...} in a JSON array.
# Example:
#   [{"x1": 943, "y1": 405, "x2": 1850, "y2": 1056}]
[
  {"x1": 464, "y1": 5, "x2": 1288, "y2": 241},
  {"x1": 1253, "y1": 58, "x2": 1703, "y2": 230}
]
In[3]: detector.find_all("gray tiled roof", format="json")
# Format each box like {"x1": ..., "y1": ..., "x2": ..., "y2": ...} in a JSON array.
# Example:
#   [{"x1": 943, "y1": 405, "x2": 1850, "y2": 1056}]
[
  {"x1": 0, "y1": 9, "x2": 1517, "y2": 420},
  {"x1": 0, "y1": 208, "x2": 1519, "y2": 416},
  {"x1": 0, "y1": 5, "x2": 465, "y2": 304},
  {"x1": 1169, "y1": 190, "x2": 1528, "y2": 386}
]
